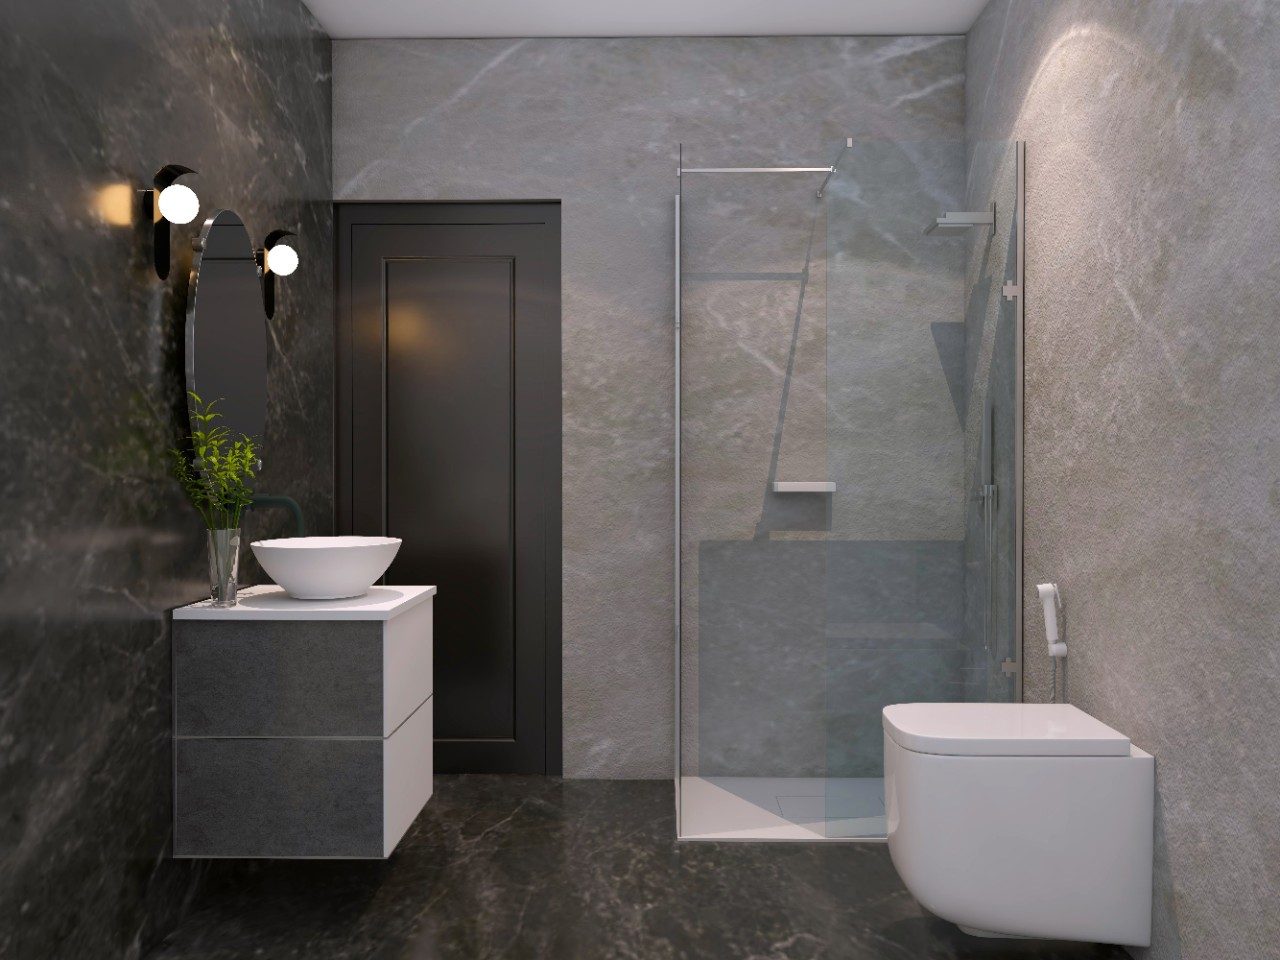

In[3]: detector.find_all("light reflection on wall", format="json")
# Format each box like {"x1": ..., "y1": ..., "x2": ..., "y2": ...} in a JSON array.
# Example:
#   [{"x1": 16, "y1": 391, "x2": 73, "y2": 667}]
[{"x1": 91, "y1": 181, "x2": 135, "y2": 226}]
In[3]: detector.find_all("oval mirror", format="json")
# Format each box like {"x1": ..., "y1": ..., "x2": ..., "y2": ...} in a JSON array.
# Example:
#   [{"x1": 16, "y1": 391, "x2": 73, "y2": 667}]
[{"x1": 185, "y1": 209, "x2": 268, "y2": 440}]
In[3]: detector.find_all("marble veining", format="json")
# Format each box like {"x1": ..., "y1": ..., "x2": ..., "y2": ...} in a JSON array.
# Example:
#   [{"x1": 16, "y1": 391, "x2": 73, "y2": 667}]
[
  {"x1": 148, "y1": 775, "x2": 1127, "y2": 960},
  {"x1": 333, "y1": 36, "x2": 967, "y2": 778},
  {"x1": 0, "y1": 1, "x2": 332, "y2": 956},
  {"x1": 967, "y1": 2, "x2": 1280, "y2": 958}
]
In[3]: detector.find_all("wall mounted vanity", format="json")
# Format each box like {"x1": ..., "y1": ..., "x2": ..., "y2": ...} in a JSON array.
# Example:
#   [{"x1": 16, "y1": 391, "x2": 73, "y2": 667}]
[{"x1": 172, "y1": 585, "x2": 434, "y2": 858}]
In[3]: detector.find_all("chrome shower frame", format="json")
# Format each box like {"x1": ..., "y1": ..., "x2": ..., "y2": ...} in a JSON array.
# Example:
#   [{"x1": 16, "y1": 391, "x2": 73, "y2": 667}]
[
  {"x1": 1012, "y1": 140, "x2": 1026, "y2": 702},
  {"x1": 672, "y1": 141, "x2": 1027, "y2": 835},
  {"x1": 672, "y1": 143, "x2": 839, "y2": 837}
]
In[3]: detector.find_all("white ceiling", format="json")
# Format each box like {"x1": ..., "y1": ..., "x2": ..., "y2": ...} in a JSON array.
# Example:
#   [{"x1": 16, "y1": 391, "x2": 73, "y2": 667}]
[{"x1": 306, "y1": 0, "x2": 992, "y2": 40}]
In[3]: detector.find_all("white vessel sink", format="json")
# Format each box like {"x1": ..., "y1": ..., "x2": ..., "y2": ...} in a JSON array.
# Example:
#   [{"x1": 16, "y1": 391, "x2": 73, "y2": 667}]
[{"x1": 251, "y1": 536, "x2": 402, "y2": 600}]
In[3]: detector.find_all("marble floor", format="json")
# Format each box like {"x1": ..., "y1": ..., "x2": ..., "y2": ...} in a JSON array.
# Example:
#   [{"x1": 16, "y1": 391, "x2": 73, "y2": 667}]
[{"x1": 149, "y1": 776, "x2": 1129, "y2": 960}]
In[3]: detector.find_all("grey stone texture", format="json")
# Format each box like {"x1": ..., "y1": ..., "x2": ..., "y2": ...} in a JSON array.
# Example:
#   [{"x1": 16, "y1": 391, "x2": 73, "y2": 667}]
[
  {"x1": 696, "y1": 539, "x2": 966, "y2": 779},
  {"x1": 333, "y1": 36, "x2": 970, "y2": 778},
  {"x1": 173, "y1": 620, "x2": 383, "y2": 737},
  {"x1": 824, "y1": 139, "x2": 967, "y2": 544},
  {"x1": 174, "y1": 737, "x2": 383, "y2": 859},
  {"x1": 967, "y1": 3, "x2": 1280, "y2": 958},
  {"x1": 0, "y1": 1, "x2": 333, "y2": 956}
]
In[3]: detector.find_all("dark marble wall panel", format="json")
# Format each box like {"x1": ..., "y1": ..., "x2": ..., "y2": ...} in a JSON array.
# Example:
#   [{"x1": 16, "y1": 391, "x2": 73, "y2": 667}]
[
  {"x1": 968, "y1": 2, "x2": 1280, "y2": 957},
  {"x1": 0, "y1": 2, "x2": 332, "y2": 957}
]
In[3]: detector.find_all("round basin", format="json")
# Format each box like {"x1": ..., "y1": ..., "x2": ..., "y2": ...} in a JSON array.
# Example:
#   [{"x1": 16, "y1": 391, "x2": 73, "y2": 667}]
[{"x1": 251, "y1": 536, "x2": 402, "y2": 600}]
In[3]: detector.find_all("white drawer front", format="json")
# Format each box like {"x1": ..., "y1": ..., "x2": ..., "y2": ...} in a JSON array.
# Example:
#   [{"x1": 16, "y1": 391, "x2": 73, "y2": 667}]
[
  {"x1": 383, "y1": 695, "x2": 433, "y2": 856},
  {"x1": 383, "y1": 597, "x2": 433, "y2": 734}
]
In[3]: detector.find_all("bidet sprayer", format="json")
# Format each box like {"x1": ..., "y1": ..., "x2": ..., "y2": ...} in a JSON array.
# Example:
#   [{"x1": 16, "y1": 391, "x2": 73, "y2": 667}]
[{"x1": 1037, "y1": 582, "x2": 1067, "y2": 658}]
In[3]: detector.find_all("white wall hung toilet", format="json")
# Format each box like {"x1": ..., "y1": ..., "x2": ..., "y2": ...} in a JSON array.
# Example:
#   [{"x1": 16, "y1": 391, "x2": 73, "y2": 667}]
[{"x1": 883, "y1": 702, "x2": 1154, "y2": 947}]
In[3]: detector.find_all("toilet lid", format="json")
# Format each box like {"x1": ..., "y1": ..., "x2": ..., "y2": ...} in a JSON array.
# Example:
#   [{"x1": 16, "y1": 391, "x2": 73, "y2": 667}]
[{"x1": 882, "y1": 703, "x2": 1132, "y2": 757}]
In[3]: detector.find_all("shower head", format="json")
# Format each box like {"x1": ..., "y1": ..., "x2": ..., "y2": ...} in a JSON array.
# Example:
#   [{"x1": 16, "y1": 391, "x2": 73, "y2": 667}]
[
  {"x1": 816, "y1": 138, "x2": 854, "y2": 199},
  {"x1": 924, "y1": 202, "x2": 996, "y2": 236}
]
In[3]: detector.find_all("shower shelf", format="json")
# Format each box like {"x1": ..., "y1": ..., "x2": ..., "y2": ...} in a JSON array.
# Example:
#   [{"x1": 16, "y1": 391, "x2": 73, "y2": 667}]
[
  {"x1": 771, "y1": 481, "x2": 836, "y2": 493},
  {"x1": 924, "y1": 203, "x2": 996, "y2": 236}
]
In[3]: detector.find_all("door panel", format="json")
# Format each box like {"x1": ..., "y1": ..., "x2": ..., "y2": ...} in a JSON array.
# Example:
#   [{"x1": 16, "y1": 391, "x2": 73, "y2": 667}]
[
  {"x1": 387, "y1": 257, "x2": 515, "y2": 740},
  {"x1": 336, "y1": 203, "x2": 561, "y2": 774}
]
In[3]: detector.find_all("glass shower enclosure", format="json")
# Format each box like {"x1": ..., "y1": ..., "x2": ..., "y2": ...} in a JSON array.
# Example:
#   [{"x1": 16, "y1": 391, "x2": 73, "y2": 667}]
[{"x1": 675, "y1": 139, "x2": 1025, "y2": 840}]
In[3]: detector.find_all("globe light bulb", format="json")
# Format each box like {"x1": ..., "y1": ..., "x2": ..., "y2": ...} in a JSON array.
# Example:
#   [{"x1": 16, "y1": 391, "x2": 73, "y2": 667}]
[
  {"x1": 156, "y1": 183, "x2": 199, "y2": 224},
  {"x1": 266, "y1": 242, "x2": 299, "y2": 276}
]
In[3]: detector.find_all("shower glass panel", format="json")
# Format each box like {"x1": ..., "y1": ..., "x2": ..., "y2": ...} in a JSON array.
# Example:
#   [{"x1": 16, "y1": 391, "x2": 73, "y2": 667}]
[
  {"x1": 961, "y1": 139, "x2": 1024, "y2": 706},
  {"x1": 676, "y1": 140, "x2": 1022, "y2": 842}
]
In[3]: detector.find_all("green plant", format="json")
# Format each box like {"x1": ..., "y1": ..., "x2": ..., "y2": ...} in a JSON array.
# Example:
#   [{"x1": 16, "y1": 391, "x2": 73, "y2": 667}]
[{"x1": 170, "y1": 392, "x2": 262, "y2": 531}]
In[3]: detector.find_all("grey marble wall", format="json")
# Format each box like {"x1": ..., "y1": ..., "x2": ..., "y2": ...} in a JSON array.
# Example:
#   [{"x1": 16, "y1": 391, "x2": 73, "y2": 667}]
[
  {"x1": 0, "y1": 2, "x2": 332, "y2": 957},
  {"x1": 967, "y1": 2, "x2": 1280, "y2": 958},
  {"x1": 334, "y1": 37, "x2": 967, "y2": 777}
]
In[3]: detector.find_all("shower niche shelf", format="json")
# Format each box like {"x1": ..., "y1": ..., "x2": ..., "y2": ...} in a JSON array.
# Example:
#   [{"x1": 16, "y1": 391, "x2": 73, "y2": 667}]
[
  {"x1": 924, "y1": 202, "x2": 996, "y2": 236},
  {"x1": 771, "y1": 481, "x2": 836, "y2": 493}
]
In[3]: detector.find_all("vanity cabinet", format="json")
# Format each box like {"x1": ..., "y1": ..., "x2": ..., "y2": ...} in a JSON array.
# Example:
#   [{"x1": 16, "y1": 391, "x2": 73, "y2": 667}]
[{"x1": 172, "y1": 585, "x2": 435, "y2": 858}]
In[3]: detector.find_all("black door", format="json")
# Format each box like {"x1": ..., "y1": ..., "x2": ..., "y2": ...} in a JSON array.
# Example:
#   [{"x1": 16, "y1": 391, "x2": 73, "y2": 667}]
[{"x1": 336, "y1": 203, "x2": 561, "y2": 774}]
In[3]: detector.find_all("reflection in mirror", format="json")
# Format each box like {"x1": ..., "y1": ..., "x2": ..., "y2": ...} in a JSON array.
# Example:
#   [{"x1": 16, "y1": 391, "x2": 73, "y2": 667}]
[{"x1": 185, "y1": 209, "x2": 268, "y2": 441}]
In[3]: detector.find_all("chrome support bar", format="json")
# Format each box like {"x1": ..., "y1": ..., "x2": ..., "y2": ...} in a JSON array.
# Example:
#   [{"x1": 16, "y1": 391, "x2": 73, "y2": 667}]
[
  {"x1": 673, "y1": 146, "x2": 683, "y2": 835},
  {"x1": 1013, "y1": 141, "x2": 1026, "y2": 703},
  {"x1": 681, "y1": 166, "x2": 834, "y2": 174}
]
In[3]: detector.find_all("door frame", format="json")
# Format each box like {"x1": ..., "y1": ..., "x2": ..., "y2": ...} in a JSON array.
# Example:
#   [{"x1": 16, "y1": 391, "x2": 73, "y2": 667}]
[{"x1": 334, "y1": 201, "x2": 563, "y2": 774}]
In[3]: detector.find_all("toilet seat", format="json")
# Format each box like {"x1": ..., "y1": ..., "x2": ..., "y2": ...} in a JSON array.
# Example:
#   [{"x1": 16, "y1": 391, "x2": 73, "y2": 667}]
[{"x1": 882, "y1": 702, "x2": 1131, "y2": 756}]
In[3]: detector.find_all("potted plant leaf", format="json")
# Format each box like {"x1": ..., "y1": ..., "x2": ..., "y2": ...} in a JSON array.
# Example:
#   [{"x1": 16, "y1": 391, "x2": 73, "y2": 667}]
[{"x1": 170, "y1": 392, "x2": 262, "y2": 606}]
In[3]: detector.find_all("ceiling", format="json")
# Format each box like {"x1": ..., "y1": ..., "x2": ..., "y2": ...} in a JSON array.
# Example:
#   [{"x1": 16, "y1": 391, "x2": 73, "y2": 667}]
[{"x1": 305, "y1": 0, "x2": 992, "y2": 40}]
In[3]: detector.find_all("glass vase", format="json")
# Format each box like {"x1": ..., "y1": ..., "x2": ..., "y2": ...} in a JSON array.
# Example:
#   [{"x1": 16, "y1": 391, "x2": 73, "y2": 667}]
[{"x1": 207, "y1": 528, "x2": 241, "y2": 607}]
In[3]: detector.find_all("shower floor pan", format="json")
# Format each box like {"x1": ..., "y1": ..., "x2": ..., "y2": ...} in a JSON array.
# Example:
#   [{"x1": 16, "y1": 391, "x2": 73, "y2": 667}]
[{"x1": 679, "y1": 776, "x2": 886, "y2": 841}]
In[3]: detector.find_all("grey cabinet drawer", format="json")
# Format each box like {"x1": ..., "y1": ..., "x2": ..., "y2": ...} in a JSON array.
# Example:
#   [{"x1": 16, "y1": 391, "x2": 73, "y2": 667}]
[
  {"x1": 174, "y1": 695, "x2": 433, "y2": 859},
  {"x1": 174, "y1": 597, "x2": 432, "y2": 737}
]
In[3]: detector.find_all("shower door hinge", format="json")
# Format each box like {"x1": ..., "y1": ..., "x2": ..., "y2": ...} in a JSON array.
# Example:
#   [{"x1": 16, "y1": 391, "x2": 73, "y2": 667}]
[
  {"x1": 1001, "y1": 658, "x2": 1019, "y2": 675},
  {"x1": 1002, "y1": 282, "x2": 1020, "y2": 301}
]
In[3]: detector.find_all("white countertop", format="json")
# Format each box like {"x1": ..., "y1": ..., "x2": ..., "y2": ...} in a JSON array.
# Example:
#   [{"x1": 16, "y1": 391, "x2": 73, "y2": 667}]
[{"x1": 174, "y1": 584, "x2": 436, "y2": 621}]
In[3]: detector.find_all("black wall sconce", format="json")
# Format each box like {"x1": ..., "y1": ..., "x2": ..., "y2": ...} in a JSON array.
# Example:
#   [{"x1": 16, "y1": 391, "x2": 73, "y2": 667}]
[
  {"x1": 256, "y1": 229, "x2": 299, "y2": 318},
  {"x1": 140, "y1": 164, "x2": 200, "y2": 279}
]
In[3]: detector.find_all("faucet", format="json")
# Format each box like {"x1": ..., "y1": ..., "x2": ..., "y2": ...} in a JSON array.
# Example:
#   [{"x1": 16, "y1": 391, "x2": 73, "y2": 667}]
[{"x1": 247, "y1": 494, "x2": 306, "y2": 537}]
